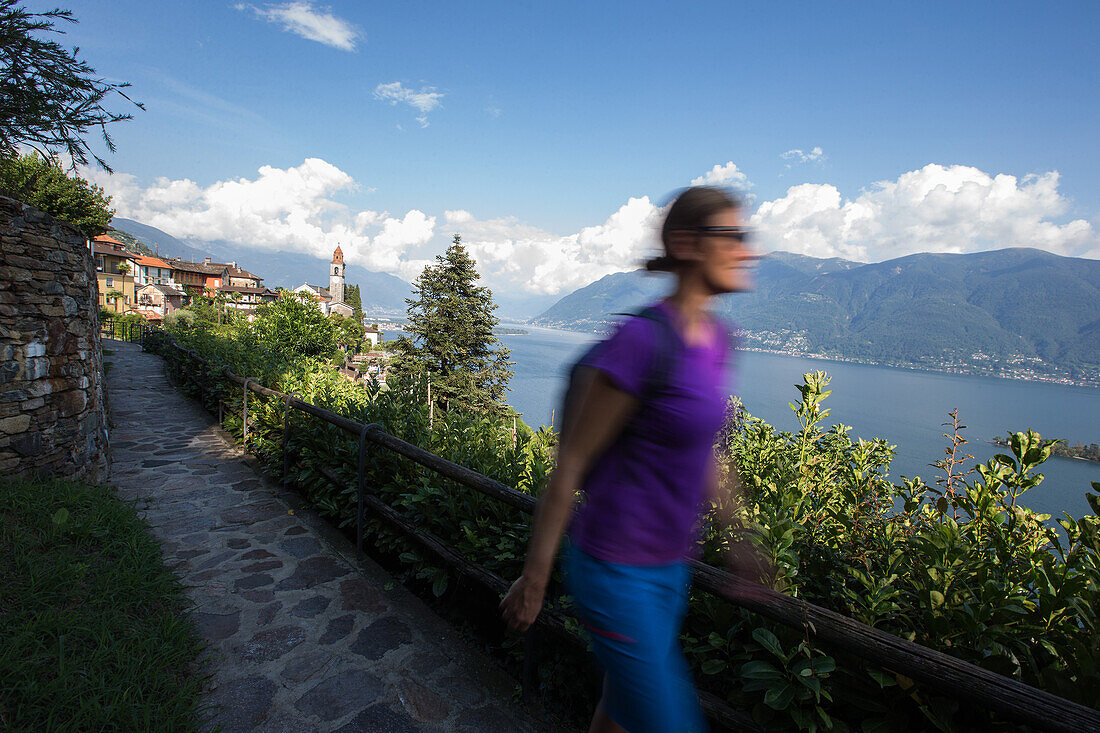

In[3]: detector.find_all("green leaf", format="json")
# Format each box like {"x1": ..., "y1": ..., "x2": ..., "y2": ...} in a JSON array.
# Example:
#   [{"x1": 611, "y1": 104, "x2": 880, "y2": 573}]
[
  {"x1": 752, "y1": 627, "x2": 785, "y2": 660},
  {"x1": 740, "y1": 661, "x2": 784, "y2": 680},
  {"x1": 52, "y1": 507, "x2": 70, "y2": 527},
  {"x1": 929, "y1": 590, "x2": 945, "y2": 608},
  {"x1": 700, "y1": 659, "x2": 727, "y2": 675},
  {"x1": 431, "y1": 572, "x2": 448, "y2": 597},
  {"x1": 763, "y1": 682, "x2": 796, "y2": 711}
]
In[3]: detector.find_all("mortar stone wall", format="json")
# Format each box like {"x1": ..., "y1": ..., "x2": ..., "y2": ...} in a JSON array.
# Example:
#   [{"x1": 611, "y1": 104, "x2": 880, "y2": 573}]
[{"x1": 0, "y1": 195, "x2": 108, "y2": 483}]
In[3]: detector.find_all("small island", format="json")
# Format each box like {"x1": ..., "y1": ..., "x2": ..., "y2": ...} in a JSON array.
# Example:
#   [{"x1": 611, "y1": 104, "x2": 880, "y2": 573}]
[{"x1": 991, "y1": 437, "x2": 1100, "y2": 463}]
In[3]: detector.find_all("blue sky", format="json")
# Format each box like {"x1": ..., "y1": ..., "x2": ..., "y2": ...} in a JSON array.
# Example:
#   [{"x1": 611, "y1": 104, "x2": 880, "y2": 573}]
[{"x1": 31, "y1": 0, "x2": 1100, "y2": 295}]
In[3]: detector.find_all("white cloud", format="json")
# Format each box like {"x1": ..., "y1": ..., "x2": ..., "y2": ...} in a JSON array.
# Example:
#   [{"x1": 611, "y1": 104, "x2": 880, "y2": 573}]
[
  {"x1": 458, "y1": 197, "x2": 665, "y2": 295},
  {"x1": 239, "y1": 1, "x2": 359, "y2": 51},
  {"x1": 690, "y1": 161, "x2": 752, "y2": 191},
  {"x1": 781, "y1": 146, "x2": 825, "y2": 168},
  {"x1": 751, "y1": 163, "x2": 1098, "y2": 261},
  {"x1": 89, "y1": 158, "x2": 1098, "y2": 298},
  {"x1": 444, "y1": 209, "x2": 474, "y2": 224},
  {"x1": 89, "y1": 158, "x2": 433, "y2": 281},
  {"x1": 373, "y1": 82, "x2": 443, "y2": 127}
]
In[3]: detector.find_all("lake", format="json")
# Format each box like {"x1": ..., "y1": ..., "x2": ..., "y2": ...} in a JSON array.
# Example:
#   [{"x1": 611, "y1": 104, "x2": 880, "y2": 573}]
[{"x1": 493, "y1": 324, "x2": 1100, "y2": 523}]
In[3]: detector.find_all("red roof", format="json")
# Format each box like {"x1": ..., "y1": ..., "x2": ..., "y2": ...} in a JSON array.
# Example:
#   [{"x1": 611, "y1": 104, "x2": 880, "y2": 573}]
[
  {"x1": 93, "y1": 241, "x2": 137, "y2": 258},
  {"x1": 93, "y1": 234, "x2": 126, "y2": 246},
  {"x1": 134, "y1": 255, "x2": 172, "y2": 268}
]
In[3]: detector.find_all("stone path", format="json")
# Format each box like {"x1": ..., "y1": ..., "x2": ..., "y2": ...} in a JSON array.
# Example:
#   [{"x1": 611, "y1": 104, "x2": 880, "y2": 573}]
[{"x1": 105, "y1": 340, "x2": 570, "y2": 732}]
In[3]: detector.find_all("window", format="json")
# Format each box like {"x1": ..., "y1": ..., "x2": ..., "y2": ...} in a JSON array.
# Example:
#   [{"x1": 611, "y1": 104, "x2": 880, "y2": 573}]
[{"x1": 106, "y1": 277, "x2": 114, "y2": 287}]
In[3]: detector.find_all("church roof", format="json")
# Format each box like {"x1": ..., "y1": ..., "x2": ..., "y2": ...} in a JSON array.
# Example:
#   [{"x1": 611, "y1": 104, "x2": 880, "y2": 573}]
[{"x1": 332, "y1": 245, "x2": 344, "y2": 264}]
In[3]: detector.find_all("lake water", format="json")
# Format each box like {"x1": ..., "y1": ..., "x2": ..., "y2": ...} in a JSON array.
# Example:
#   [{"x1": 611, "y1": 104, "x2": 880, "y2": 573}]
[{"x1": 494, "y1": 324, "x2": 1100, "y2": 523}]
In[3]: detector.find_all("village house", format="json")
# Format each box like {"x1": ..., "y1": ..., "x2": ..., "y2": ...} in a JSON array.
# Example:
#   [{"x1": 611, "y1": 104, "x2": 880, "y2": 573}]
[
  {"x1": 133, "y1": 255, "x2": 175, "y2": 287},
  {"x1": 136, "y1": 283, "x2": 186, "y2": 318},
  {"x1": 92, "y1": 234, "x2": 139, "y2": 313},
  {"x1": 165, "y1": 258, "x2": 215, "y2": 297},
  {"x1": 218, "y1": 285, "x2": 279, "y2": 311}
]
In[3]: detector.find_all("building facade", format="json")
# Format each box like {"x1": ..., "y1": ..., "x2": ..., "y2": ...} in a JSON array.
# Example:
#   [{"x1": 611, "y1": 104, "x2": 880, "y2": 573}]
[
  {"x1": 92, "y1": 235, "x2": 138, "y2": 313},
  {"x1": 297, "y1": 246, "x2": 355, "y2": 318}
]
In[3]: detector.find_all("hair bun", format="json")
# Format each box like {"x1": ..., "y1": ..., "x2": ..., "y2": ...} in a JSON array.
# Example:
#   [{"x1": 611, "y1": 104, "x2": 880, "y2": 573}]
[{"x1": 645, "y1": 255, "x2": 678, "y2": 272}]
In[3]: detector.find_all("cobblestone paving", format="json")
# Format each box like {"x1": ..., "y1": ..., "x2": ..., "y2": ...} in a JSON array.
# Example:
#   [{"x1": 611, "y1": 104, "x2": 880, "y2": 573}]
[{"x1": 105, "y1": 341, "x2": 569, "y2": 732}]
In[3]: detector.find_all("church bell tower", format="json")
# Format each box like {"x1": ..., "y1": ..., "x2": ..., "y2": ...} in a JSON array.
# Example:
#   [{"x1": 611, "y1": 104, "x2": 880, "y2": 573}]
[{"x1": 330, "y1": 245, "x2": 345, "y2": 304}]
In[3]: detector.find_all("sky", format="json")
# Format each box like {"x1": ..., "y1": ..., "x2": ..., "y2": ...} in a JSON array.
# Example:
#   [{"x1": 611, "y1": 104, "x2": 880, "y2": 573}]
[{"x1": 28, "y1": 0, "x2": 1100, "y2": 297}]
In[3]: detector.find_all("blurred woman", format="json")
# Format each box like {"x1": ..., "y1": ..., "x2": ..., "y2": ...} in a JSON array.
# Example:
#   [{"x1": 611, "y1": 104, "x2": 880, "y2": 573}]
[{"x1": 500, "y1": 186, "x2": 763, "y2": 733}]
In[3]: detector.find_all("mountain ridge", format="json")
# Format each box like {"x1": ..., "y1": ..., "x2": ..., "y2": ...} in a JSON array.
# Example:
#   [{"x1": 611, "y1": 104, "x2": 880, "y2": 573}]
[{"x1": 530, "y1": 247, "x2": 1100, "y2": 385}]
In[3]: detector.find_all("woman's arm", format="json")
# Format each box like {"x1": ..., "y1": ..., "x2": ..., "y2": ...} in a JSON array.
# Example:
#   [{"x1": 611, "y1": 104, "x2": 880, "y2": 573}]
[{"x1": 499, "y1": 368, "x2": 638, "y2": 632}]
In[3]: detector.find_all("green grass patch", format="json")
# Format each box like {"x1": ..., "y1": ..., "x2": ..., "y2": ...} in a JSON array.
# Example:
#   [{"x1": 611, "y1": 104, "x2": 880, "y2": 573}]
[{"x1": 0, "y1": 478, "x2": 210, "y2": 731}]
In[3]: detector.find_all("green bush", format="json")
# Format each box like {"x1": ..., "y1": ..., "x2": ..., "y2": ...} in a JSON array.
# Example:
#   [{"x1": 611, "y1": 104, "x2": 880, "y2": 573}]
[{"x1": 149, "y1": 327, "x2": 1100, "y2": 732}]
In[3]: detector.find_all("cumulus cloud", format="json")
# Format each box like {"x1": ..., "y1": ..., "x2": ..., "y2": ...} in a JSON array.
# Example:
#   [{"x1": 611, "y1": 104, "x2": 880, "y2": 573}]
[
  {"x1": 458, "y1": 197, "x2": 665, "y2": 295},
  {"x1": 89, "y1": 158, "x2": 433, "y2": 280},
  {"x1": 751, "y1": 163, "x2": 1098, "y2": 261},
  {"x1": 690, "y1": 161, "x2": 752, "y2": 192},
  {"x1": 781, "y1": 146, "x2": 825, "y2": 167},
  {"x1": 373, "y1": 82, "x2": 443, "y2": 127},
  {"x1": 238, "y1": 1, "x2": 359, "y2": 51},
  {"x1": 89, "y1": 158, "x2": 1098, "y2": 298}
]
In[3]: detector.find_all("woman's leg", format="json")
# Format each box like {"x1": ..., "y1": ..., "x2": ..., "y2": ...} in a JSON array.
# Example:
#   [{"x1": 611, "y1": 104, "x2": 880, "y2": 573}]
[
  {"x1": 589, "y1": 678, "x2": 628, "y2": 733},
  {"x1": 567, "y1": 547, "x2": 706, "y2": 733}
]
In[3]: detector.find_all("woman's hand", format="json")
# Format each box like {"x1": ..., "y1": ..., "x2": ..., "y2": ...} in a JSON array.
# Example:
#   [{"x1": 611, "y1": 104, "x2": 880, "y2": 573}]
[{"x1": 499, "y1": 573, "x2": 547, "y2": 633}]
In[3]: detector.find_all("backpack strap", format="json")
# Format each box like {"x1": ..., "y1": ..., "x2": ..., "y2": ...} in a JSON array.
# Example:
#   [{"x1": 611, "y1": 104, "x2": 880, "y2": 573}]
[{"x1": 633, "y1": 306, "x2": 677, "y2": 404}]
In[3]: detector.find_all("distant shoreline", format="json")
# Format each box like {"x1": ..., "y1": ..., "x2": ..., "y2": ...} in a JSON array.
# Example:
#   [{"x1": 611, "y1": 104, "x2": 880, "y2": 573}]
[
  {"x1": 736, "y1": 346, "x2": 1100, "y2": 390},
  {"x1": 528, "y1": 320, "x2": 1100, "y2": 390}
]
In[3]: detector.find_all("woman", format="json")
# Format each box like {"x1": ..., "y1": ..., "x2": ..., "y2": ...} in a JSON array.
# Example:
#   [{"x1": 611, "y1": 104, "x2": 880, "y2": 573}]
[{"x1": 500, "y1": 186, "x2": 764, "y2": 733}]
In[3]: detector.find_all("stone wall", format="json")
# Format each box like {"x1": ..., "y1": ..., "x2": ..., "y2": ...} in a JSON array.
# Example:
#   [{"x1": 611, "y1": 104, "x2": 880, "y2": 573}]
[{"x1": 0, "y1": 195, "x2": 108, "y2": 483}]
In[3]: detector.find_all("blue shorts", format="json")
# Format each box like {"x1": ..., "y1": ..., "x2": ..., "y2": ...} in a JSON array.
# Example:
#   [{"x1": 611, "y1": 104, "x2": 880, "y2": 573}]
[{"x1": 564, "y1": 544, "x2": 707, "y2": 733}]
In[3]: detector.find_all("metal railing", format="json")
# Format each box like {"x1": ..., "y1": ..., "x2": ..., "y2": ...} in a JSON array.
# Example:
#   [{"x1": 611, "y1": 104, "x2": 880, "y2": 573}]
[
  {"x1": 100, "y1": 319, "x2": 159, "y2": 344},
  {"x1": 134, "y1": 326, "x2": 1100, "y2": 733}
]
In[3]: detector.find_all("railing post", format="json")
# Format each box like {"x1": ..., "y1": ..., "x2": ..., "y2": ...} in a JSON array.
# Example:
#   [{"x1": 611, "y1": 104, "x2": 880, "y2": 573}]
[
  {"x1": 199, "y1": 360, "x2": 207, "y2": 409},
  {"x1": 356, "y1": 422, "x2": 382, "y2": 557},
  {"x1": 282, "y1": 392, "x2": 301, "y2": 489},
  {"x1": 242, "y1": 378, "x2": 256, "y2": 449}
]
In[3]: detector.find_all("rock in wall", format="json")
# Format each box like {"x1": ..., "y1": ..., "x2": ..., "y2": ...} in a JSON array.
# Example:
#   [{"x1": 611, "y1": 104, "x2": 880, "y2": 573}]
[{"x1": 0, "y1": 195, "x2": 108, "y2": 483}]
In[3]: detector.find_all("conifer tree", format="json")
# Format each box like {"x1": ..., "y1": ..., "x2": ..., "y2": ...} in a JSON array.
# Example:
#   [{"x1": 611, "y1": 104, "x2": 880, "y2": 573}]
[
  {"x1": 1, "y1": 1, "x2": 143, "y2": 171},
  {"x1": 344, "y1": 283, "x2": 364, "y2": 323},
  {"x1": 392, "y1": 235, "x2": 512, "y2": 412}
]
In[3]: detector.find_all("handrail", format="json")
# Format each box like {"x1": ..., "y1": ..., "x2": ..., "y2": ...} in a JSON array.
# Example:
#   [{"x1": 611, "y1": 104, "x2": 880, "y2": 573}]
[{"x1": 141, "y1": 328, "x2": 1100, "y2": 733}]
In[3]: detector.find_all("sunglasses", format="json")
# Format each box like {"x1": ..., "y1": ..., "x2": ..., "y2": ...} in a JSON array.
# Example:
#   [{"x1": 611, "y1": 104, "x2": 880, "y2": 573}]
[{"x1": 689, "y1": 226, "x2": 753, "y2": 243}]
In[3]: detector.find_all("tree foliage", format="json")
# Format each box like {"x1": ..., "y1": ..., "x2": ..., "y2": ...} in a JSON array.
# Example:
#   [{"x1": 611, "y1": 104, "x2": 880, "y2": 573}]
[
  {"x1": 331, "y1": 313, "x2": 365, "y2": 353},
  {"x1": 344, "y1": 283, "x2": 364, "y2": 323},
  {"x1": 0, "y1": 152, "x2": 113, "y2": 234},
  {"x1": 247, "y1": 291, "x2": 336, "y2": 358},
  {"x1": 0, "y1": 0, "x2": 142, "y2": 171},
  {"x1": 392, "y1": 235, "x2": 513, "y2": 412}
]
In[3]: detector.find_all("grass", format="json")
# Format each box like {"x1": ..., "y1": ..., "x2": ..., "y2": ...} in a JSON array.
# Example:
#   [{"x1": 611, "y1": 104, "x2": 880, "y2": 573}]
[{"x1": 0, "y1": 477, "x2": 210, "y2": 732}]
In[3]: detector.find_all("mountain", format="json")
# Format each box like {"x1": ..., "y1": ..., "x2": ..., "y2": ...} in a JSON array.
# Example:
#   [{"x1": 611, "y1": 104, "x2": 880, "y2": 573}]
[
  {"x1": 109, "y1": 219, "x2": 414, "y2": 316},
  {"x1": 530, "y1": 248, "x2": 1100, "y2": 379},
  {"x1": 110, "y1": 217, "x2": 207, "y2": 261}
]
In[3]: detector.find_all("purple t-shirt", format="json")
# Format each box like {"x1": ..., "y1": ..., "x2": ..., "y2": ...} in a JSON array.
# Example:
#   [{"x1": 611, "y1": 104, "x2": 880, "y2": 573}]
[{"x1": 568, "y1": 302, "x2": 733, "y2": 565}]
